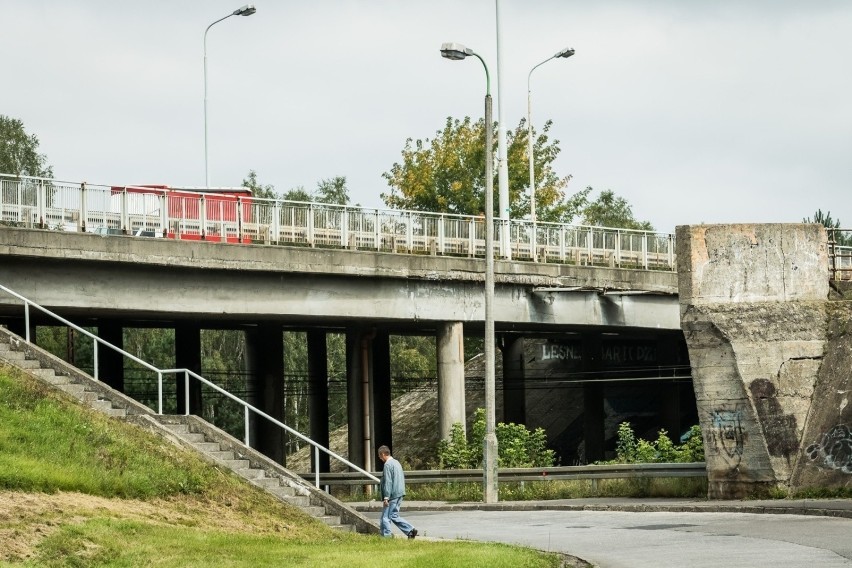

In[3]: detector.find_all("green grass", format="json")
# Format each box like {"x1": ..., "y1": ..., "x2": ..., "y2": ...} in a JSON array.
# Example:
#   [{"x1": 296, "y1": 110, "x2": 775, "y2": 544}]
[
  {"x1": 1, "y1": 518, "x2": 558, "y2": 568},
  {"x1": 0, "y1": 365, "x2": 562, "y2": 567}
]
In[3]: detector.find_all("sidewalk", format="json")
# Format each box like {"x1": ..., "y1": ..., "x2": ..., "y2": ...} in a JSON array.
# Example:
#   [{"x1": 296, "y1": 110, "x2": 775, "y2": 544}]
[{"x1": 352, "y1": 497, "x2": 852, "y2": 519}]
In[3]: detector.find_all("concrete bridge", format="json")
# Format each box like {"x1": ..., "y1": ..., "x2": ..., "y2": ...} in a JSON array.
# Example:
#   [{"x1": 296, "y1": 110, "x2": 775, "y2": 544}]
[
  {"x1": 1, "y1": 219, "x2": 848, "y2": 498},
  {"x1": 0, "y1": 224, "x2": 684, "y2": 471}
]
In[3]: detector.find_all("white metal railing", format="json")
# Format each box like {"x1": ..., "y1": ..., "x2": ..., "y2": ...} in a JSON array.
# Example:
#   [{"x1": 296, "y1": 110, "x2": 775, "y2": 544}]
[
  {"x1": 0, "y1": 282, "x2": 379, "y2": 489},
  {"x1": 828, "y1": 229, "x2": 852, "y2": 282},
  {"x1": 0, "y1": 173, "x2": 677, "y2": 271}
]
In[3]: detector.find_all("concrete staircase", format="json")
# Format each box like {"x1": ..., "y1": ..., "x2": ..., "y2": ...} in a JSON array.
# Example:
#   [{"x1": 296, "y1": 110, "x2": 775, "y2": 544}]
[{"x1": 0, "y1": 327, "x2": 379, "y2": 535}]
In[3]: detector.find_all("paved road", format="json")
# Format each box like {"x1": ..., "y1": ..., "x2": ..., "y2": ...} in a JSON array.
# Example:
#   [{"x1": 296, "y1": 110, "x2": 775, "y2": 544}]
[{"x1": 403, "y1": 509, "x2": 852, "y2": 567}]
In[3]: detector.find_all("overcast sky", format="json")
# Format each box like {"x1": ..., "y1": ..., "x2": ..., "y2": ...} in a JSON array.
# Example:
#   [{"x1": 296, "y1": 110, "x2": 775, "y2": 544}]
[{"x1": 5, "y1": 1, "x2": 851, "y2": 233}]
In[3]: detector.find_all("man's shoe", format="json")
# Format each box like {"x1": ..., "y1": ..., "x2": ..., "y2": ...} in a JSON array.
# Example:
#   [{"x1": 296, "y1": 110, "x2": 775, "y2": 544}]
[{"x1": 408, "y1": 529, "x2": 418, "y2": 540}]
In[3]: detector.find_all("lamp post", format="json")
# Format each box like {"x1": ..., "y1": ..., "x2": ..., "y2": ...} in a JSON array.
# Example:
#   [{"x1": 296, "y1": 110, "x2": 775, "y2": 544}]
[
  {"x1": 440, "y1": 42, "x2": 499, "y2": 504},
  {"x1": 495, "y1": 1, "x2": 510, "y2": 260},
  {"x1": 527, "y1": 47, "x2": 574, "y2": 261},
  {"x1": 204, "y1": 4, "x2": 256, "y2": 187}
]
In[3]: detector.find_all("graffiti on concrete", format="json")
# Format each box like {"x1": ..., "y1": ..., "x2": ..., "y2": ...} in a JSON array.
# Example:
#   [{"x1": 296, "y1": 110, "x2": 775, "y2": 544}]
[
  {"x1": 805, "y1": 425, "x2": 852, "y2": 474},
  {"x1": 711, "y1": 408, "x2": 745, "y2": 468},
  {"x1": 749, "y1": 378, "x2": 799, "y2": 459}
]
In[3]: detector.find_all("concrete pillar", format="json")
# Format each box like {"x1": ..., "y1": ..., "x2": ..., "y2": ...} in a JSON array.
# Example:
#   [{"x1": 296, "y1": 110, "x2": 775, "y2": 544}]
[
  {"x1": 677, "y1": 223, "x2": 831, "y2": 498},
  {"x1": 502, "y1": 334, "x2": 526, "y2": 425},
  {"x1": 307, "y1": 330, "x2": 330, "y2": 473},
  {"x1": 437, "y1": 322, "x2": 466, "y2": 439},
  {"x1": 6, "y1": 318, "x2": 28, "y2": 340},
  {"x1": 583, "y1": 334, "x2": 605, "y2": 463},
  {"x1": 175, "y1": 322, "x2": 202, "y2": 416},
  {"x1": 245, "y1": 324, "x2": 285, "y2": 465},
  {"x1": 97, "y1": 322, "x2": 125, "y2": 392},
  {"x1": 372, "y1": 330, "x2": 392, "y2": 456},
  {"x1": 345, "y1": 328, "x2": 368, "y2": 470}
]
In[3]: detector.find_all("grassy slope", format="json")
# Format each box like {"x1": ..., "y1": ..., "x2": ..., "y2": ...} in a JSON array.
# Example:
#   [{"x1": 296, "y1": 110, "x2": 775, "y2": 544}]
[{"x1": 0, "y1": 365, "x2": 560, "y2": 567}]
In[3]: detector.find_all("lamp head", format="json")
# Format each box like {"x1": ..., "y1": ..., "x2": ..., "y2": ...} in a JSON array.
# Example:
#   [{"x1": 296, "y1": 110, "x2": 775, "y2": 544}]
[
  {"x1": 233, "y1": 4, "x2": 257, "y2": 16},
  {"x1": 440, "y1": 42, "x2": 473, "y2": 61},
  {"x1": 555, "y1": 47, "x2": 575, "y2": 58}
]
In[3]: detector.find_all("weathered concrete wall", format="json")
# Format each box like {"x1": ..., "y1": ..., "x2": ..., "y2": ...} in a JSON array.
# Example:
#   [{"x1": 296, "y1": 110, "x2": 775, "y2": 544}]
[{"x1": 678, "y1": 223, "x2": 852, "y2": 498}]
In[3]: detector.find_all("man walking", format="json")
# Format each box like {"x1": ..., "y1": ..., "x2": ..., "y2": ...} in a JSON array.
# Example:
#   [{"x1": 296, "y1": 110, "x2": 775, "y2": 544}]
[{"x1": 378, "y1": 445, "x2": 417, "y2": 539}]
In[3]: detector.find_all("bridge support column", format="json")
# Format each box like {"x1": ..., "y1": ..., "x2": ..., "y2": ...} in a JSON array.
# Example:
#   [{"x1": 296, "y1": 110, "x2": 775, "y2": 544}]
[
  {"x1": 373, "y1": 330, "x2": 392, "y2": 457},
  {"x1": 97, "y1": 323, "x2": 124, "y2": 392},
  {"x1": 346, "y1": 328, "x2": 369, "y2": 471},
  {"x1": 245, "y1": 324, "x2": 285, "y2": 465},
  {"x1": 307, "y1": 330, "x2": 330, "y2": 473},
  {"x1": 502, "y1": 335, "x2": 526, "y2": 426},
  {"x1": 583, "y1": 334, "x2": 605, "y2": 463},
  {"x1": 175, "y1": 323, "x2": 202, "y2": 416},
  {"x1": 437, "y1": 322, "x2": 466, "y2": 439},
  {"x1": 677, "y1": 223, "x2": 838, "y2": 498}
]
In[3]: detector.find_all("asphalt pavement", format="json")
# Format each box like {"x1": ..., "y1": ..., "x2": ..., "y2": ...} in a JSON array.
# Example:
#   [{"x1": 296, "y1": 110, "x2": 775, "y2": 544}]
[{"x1": 353, "y1": 498, "x2": 852, "y2": 567}]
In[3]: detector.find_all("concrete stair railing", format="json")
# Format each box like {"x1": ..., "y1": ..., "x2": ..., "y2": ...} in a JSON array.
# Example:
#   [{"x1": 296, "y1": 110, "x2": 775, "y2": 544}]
[{"x1": 0, "y1": 326, "x2": 379, "y2": 535}]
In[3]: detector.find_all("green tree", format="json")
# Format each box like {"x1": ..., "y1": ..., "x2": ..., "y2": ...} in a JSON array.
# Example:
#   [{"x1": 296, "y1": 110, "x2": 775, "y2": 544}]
[
  {"x1": 241, "y1": 170, "x2": 278, "y2": 200},
  {"x1": 804, "y1": 209, "x2": 850, "y2": 246},
  {"x1": 281, "y1": 186, "x2": 311, "y2": 202},
  {"x1": 382, "y1": 116, "x2": 582, "y2": 222},
  {"x1": 581, "y1": 189, "x2": 654, "y2": 231},
  {"x1": 0, "y1": 115, "x2": 53, "y2": 178},
  {"x1": 314, "y1": 176, "x2": 350, "y2": 205}
]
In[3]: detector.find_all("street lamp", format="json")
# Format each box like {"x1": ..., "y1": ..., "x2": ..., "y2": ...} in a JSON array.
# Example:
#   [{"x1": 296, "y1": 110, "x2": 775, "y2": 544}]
[
  {"x1": 204, "y1": 4, "x2": 256, "y2": 187},
  {"x1": 528, "y1": 46, "x2": 574, "y2": 261},
  {"x1": 440, "y1": 41, "x2": 499, "y2": 504}
]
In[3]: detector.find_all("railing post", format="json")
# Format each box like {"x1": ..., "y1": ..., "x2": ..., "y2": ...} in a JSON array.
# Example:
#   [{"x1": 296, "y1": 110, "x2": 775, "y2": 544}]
[
  {"x1": 93, "y1": 340, "x2": 99, "y2": 381},
  {"x1": 24, "y1": 302, "x2": 31, "y2": 343},
  {"x1": 244, "y1": 407, "x2": 251, "y2": 446},
  {"x1": 642, "y1": 232, "x2": 649, "y2": 270},
  {"x1": 272, "y1": 201, "x2": 280, "y2": 243},
  {"x1": 237, "y1": 197, "x2": 244, "y2": 242},
  {"x1": 340, "y1": 207, "x2": 348, "y2": 248},
  {"x1": 438, "y1": 214, "x2": 445, "y2": 255},
  {"x1": 669, "y1": 234, "x2": 675, "y2": 271},
  {"x1": 159, "y1": 191, "x2": 168, "y2": 238},
  {"x1": 157, "y1": 371, "x2": 163, "y2": 415},
  {"x1": 374, "y1": 209, "x2": 380, "y2": 251},
  {"x1": 79, "y1": 182, "x2": 87, "y2": 232},
  {"x1": 185, "y1": 371, "x2": 191, "y2": 416},
  {"x1": 314, "y1": 445, "x2": 320, "y2": 489},
  {"x1": 307, "y1": 203, "x2": 315, "y2": 246},
  {"x1": 120, "y1": 188, "x2": 128, "y2": 234},
  {"x1": 200, "y1": 195, "x2": 207, "y2": 240}
]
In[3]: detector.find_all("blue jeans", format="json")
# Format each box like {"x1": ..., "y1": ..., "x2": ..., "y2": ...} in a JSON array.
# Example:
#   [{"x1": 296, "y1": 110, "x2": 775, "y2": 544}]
[{"x1": 380, "y1": 497, "x2": 415, "y2": 537}]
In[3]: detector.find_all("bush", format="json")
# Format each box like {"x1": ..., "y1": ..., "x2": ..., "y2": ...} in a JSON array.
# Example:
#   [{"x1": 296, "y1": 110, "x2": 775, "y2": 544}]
[
  {"x1": 611, "y1": 422, "x2": 704, "y2": 464},
  {"x1": 437, "y1": 408, "x2": 556, "y2": 469}
]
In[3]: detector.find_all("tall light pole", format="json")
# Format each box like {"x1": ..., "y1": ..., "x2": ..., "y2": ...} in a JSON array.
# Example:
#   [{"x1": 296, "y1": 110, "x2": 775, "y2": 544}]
[
  {"x1": 495, "y1": 0, "x2": 510, "y2": 259},
  {"x1": 440, "y1": 42, "x2": 499, "y2": 504},
  {"x1": 528, "y1": 47, "x2": 574, "y2": 262},
  {"x1": 204, "y1": 4, "x2": 256, "y2": 187}
]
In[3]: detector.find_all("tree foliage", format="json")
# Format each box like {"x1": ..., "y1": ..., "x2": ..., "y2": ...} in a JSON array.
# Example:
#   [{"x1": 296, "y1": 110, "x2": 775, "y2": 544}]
[
  {"x1": 804, "y1": 209, "x2": 851, "y2": 246},
  {"x1": 580, "y1": 189, "x2": 654, "y2": 231},
  {"x1": 242, "y1": 171, "x2": 351, "y2": 205},
  {"x1": 382, "y1": 117, "x2": 581, "y2": 222},
  {"x1": 0, "y1": 115, "x2": 53, "y2": 178}
]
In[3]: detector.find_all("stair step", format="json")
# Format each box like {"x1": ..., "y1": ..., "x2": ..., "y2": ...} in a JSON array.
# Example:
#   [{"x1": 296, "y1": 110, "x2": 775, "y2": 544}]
[
  {"x1": 317, "y1": 515, "x2": 341, "y2": 526},
  {"x1": 192, "y1": 442, "x2": 222, "y2": 452},
  {"x1": 32, "y1": 368, "x2": 59, "y2": 380},
  {"x1": 14, "y1": 359, "x2": 42, "y2": 369},
  {"x1": 57, "y1": 383, "x2": 87, "y2": 397},
  {"x1": 220, "y1": 459, "x2": 250, "y2": 470},
  {"x1": 208, "y1": 450, "x2": 236, "y2": 461},
  {"x1": 91, "y1": 400, "x2": 115, "y2": 412},
  {"x1": 237, "y1": 468, "x2": 266, "y2": 480},
  {"x1": 181, "y1": 433, "x2": 206, "y2": 443},
  {"x1": 331, "y1": 524, "x2": 356, "y2": 533},
  {"x1": 280, "y1": 495, "x2": 310, "y2": 507},
  {"x1": 107, "y1": 407, "x2": 127, "y2": 418},
  {"x1": 1, "y1": 350, "x2": 26, "y2": 360},
  {"x1": 165, "y1": 423, "x2": 189, "y2": 434},
  {"x1": 256, "y1": 477, "x2": 282, "y2": 489},
  {"x1": 271, "y1": 485, "x2": 297, "y2": 498}
]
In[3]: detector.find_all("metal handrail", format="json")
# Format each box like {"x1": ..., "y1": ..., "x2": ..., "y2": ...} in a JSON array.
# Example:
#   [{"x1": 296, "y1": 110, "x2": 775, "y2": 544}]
[
  {"x1": 297, "y1": 462, "x2": 708, "y2": 486},
  {"x1": 0, "y1": 283, "x2": 379, "y2": 488},
  {"x1": 0, "y1": 173, "x2": 677, "y2": 270}
]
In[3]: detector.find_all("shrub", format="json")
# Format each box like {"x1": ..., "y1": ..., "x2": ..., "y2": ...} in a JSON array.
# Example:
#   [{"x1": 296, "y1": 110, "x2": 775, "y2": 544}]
[
  {"x1": 437, "y1": 408, "x2": 556, "y2": 469},
  {"x1": 612, "y1": 422, "x2": 704, "y2": 464}
]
